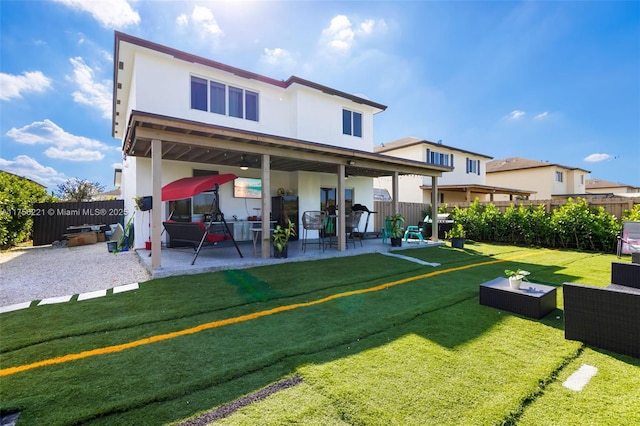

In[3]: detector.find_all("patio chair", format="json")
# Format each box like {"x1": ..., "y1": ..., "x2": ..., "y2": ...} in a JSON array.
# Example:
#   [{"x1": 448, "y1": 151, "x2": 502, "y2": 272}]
[
  {"x1": 404, "y1": 215, "x2": 429, "y2": 243},
  {"x1": 302, "y1": 211, "x2": 326, "y2": 252},
  {"x1": 617, "y1": 221, "x2": 640, "y2": 258},
  {"x1": 346, "y1": 210, "x2": 364, "y2": 248}
]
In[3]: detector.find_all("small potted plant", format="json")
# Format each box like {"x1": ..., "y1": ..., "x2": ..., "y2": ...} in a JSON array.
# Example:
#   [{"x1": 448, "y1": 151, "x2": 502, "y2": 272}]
[
  {"x1": 504, "y1": 268, "x2": 530, "y2": 290},
  {"x1": 445, "y1": 223, "x2": 466, "y2": 249},
  {"x1": 133, "y1": 195, "x2": 152, "y2": 211},
  {"x1": 386, "y1": 213, "x2": 406, "y2": 247},
  {"x1": 273, "y1": 219, "x2": 296, "y2": 258}
]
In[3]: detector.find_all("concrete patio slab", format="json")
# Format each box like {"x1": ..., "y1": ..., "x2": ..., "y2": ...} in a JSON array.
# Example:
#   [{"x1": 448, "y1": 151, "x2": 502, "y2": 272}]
[{"x1": 137, "y1": 237, "x2": 445, "y2": 279}]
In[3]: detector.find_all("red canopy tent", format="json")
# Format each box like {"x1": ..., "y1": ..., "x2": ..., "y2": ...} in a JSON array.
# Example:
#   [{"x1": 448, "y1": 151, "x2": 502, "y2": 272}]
[
  {"x1": 160, "y1": 173, "x2": 243, "y2": 264},
  {"x1": 161, "y1": 173, "x2": 237, "y2": 201}
]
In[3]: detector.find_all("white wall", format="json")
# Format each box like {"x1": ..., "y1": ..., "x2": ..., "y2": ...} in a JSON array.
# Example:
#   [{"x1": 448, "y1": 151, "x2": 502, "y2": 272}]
[
  {"x1": 130, "y1": 52, "x2": 377, "y2": 151},
  {"x1": 124, "y1": 157, "x2": 376, "y2": 248},
  {"x1": 292, "y1": 85, "x2": 376, "y2": 152}
]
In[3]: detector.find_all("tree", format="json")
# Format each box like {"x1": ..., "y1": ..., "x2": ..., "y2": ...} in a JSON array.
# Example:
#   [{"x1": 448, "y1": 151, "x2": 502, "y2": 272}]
[
  {"x1": 56, "y1": 178, "x2": 105, "y2": 202},
  {"x1": 0, "y1": 171, "x2": 54, "y2": 248}
]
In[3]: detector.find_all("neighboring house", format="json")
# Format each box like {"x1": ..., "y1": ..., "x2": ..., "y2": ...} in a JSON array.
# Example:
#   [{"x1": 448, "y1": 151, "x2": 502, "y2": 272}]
[
  {"x1": 486, "y1": 157, "x2": 590, "y2": 201},
  {"x1": 112, "y1": 32, "x2": 451, "y2": 267},
  {"x1": 586, "y1": 179, "x2": 640, "y2": 196},
  {"x1": 94, "y1": 189, "x2": 122, "y2": 201},
  {"x1": 374, "y1": 137, "x2": 532, "y2": 204}
]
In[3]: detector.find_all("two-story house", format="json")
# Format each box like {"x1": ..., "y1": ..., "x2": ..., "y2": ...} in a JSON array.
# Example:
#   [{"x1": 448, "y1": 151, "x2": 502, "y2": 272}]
[
  {"x1": 586, "y1": 179, "x2": 640, "y2": 196},
  {"x1": 112, "y1": 33, "x2": 451, "y2": 268},
  {"x1": 486, "y1": 157, "x2": 590, "y2": 201},
  {"x1": 374, "y1": 137, "x2": 532, "y2": 205}
]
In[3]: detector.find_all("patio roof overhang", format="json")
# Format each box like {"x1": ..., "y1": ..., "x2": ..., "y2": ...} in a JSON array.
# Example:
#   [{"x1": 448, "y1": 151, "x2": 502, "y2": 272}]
[
  {"x1": 123, "y1": 111, "x2": 452, "y2": 179},
  {"x1": 419, "y1": 184, "x2": 535, "y2": 199}
]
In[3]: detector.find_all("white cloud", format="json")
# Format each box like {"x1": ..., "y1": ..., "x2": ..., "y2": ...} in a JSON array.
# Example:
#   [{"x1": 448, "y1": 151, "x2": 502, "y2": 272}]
[
  {"x1": 6, "y1": 119, "x2": 111, "y2": 161},
  {"x1": 319, "y1": 15, "x2": 387, "y2": 57},
  {"x1": 584, "y1": 153, "x2": 611, "y2": 163},
  {"x1": 358, "y1": 18, "x2": 387, "y2": 36},
  {"x1": 534, "y1": 112, "x2": 549, "y2": 120},
  {"x1": 45, "y1": 147, "x2": 105, "y2": 161},
  {"x1": 67, "y1": 57, "x2": 112, "y2": 119},
  {"x1": 177, "y1": 5, "x2": 223, "y2": 38},
  {"x1": 507, "y1": 110, "x2": 526, "y2": 120},
  {"x1": 53, "y1": 0, "x2": 140, "y2": 28},
  {"x1": 176, "y1": 13, "x2": 188, "y2": 26},
  {"x1": 112, "y1": 162, "x2": 123, "y2": 169},
  {"x1": 0, "y1": 155, "x2": 66, "y2": 187},
  {"x1": 0, "y1": 71, "x2": 52, "y2": 101},
  {"x1": 322, "y1": 15, "x2": 355, "y2": 54},
  {"x1": 260, "y1": 48, "x2": 297, "y2": 71}
]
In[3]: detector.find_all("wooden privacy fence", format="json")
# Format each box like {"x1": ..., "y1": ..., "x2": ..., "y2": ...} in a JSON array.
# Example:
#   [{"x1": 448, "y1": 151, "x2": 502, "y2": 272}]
[
  {"x1": 32, "y1": 200, "x2": 125, "y2": 246},
  {"x1": 372, "y1": 197, "x2": 640, "y2": 233}
]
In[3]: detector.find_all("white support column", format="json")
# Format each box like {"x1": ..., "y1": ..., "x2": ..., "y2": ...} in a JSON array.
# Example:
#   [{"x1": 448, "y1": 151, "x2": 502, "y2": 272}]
[
  {"x1": 261, "y1": 154, "x2": 271, "y2": 258},
  {"x1": 392, "y1": 171, "x2": 399, "y2": 214},
  {"x1": 151, "y1": 139, "x2": 162, "y2": 269},
  {"x1": 338, "y1": 164, "x2": 346, "y2": 251},
  {"x1": 431, "y1": 176, "x2": 438, "y2": 242}
]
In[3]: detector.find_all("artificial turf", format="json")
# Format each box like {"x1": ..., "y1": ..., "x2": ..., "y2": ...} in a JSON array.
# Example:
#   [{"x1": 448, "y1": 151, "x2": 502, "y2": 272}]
[{"x1": 1, "y1": 243, "x2": 638, "y2": 425}]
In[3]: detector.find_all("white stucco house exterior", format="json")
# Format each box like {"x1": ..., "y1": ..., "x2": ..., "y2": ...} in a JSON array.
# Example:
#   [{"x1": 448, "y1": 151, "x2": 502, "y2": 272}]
[
  {"x1": 486, "y1": 157, "x2": 590, "y2": 201},
  {"x1": 112, "y1": 32, "x2": 451, "y2": 268},
  {"x1": 374, "y1": 137, "x2": 532, "y2": 204}
]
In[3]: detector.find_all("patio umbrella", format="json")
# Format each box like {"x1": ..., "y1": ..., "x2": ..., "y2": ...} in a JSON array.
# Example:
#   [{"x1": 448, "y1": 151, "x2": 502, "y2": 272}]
[{"x1": 161, "y1": 173, "x2": 237, "y2": 201}]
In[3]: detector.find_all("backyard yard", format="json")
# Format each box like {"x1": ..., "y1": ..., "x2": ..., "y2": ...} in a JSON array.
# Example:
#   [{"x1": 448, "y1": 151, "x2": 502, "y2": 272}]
[{"x1": 1, "y1": 242, "x2": 638, "y2": 425}]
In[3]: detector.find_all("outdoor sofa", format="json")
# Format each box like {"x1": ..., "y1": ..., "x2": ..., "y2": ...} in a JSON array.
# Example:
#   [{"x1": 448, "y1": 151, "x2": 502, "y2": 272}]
[{"x1": 563, "y1": 262, "x2": 640, "y2": 358}]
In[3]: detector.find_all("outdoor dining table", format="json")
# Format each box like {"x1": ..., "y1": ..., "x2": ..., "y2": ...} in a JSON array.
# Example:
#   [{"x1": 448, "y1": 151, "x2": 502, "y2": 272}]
[{"x1": 250, "y1": 221, "x2": 277, "y2": 255}]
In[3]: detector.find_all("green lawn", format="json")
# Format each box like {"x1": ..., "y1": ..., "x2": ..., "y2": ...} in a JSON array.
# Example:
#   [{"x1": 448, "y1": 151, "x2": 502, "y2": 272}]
[{"x1": 1, "y1": 243, "x2": 638, "y2": 425}]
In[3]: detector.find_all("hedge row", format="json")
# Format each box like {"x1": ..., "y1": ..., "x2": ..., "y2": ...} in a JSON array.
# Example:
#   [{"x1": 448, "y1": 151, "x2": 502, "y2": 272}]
[{"x1": 449, "y1": 198, "x2": 640, "y2": 253}]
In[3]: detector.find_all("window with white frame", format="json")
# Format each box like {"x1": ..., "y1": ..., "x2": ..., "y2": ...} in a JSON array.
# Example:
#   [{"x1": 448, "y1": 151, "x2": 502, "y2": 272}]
[
  {"x1": 466, "y1": 158, "x2": 480, "y2": 175},
  {"x1": 426, "y1": 149, "x2": 452, "y2": 167},
  {"x1": 556, "y1": 171, "x2": 563, "y2": 182},
  {"x1": 342, "y1": 109, "x2": 362, "y2": 137},
  {"x1": 190, "y1": 76, "x2": 259, "y2": 122}
]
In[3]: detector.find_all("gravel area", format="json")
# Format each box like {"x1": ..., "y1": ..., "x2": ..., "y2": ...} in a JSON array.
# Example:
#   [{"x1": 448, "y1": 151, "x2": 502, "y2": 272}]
[{"x1": 0, "y1": 242, "x2": 151, "y2": 307}]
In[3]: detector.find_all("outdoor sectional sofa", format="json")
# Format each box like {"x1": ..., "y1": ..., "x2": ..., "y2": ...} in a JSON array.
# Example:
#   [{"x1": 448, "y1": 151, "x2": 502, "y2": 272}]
[{"x1": 563, "y1": 262, "x2": 640, "y2": 358}]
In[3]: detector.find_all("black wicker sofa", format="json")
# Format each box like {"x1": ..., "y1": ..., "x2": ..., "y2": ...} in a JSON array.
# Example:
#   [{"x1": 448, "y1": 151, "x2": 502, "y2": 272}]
[{"x1": 563, "y1": 262, "x2": 640, "y2": 358}]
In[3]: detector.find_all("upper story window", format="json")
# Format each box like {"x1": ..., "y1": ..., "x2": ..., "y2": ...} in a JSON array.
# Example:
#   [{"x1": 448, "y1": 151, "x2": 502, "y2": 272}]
[
  {"x1": 555, "y1": 171, "x2": 563, "y2": 182},
  {"x1": 426, "y1": 149, "x2": 452, "y2": 167},
  {"x1": 466, "y1": 158, "x2": 480, "y2": 175},
  {"x1": 343, "y1": 109, "x2": 362, "y2": 137},
  {"x1": 191, "y1": 76, "x2": 259, "y2": 122}
]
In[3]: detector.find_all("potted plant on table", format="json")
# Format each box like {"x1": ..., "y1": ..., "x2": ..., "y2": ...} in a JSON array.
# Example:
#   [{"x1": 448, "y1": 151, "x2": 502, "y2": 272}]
[
  {"x1": 386, "y1": 213, "x2": 406, "y2": 247},
  {"x1": 504, "y1": 268, "x2": 530, "y2": 290},
  {"x1": 273, "y1": 219, "x2": 296, "y2": 258},
  {"x1": 445, "y1": 223, "x2": 466, "y2": 249}
]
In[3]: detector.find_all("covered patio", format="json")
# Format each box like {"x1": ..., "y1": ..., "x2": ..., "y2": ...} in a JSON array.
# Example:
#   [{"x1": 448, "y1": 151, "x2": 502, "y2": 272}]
[
  {"x1": 122, "y1": 111, "x2": 452, "y2": 272},
  {"x1": 136, "y1": 230, "x2": 445, "y2": 279}
]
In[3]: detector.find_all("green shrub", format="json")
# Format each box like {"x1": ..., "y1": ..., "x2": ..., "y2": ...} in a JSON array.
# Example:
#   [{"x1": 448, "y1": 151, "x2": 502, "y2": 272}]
[
  {"x1": 447, "y1": 197, "x2": 633, "y2": 253},
  {"x1": 623, "y1": 204, "x2": 640, "y2": 221},
  {"x1": 0, "y1": 172, "x2": 54, "y2": 248}
]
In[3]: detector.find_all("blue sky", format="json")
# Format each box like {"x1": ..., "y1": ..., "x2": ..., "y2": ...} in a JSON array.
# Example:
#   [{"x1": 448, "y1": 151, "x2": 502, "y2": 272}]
[{"x1": 1, "y1": 0, "x2": 639, "y2": 193}]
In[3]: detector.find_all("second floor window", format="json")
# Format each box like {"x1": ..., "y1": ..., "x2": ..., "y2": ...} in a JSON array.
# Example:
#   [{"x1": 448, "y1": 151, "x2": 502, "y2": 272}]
[
  {"x1": 466, "y1": 158, "x2": 480, "y2": 175},
  {"x1": 343, "y1": 109, "x2": 362, "y2": 137},
  {"x1": 191, "y1": 76, "x2": 259, "y2": 122},
  {"x1": 426, "y1": 149, "x2": 452, "y2": 167},
  {"x1": 556, "y1": 171, "x2": 563, "y2": 182}
]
